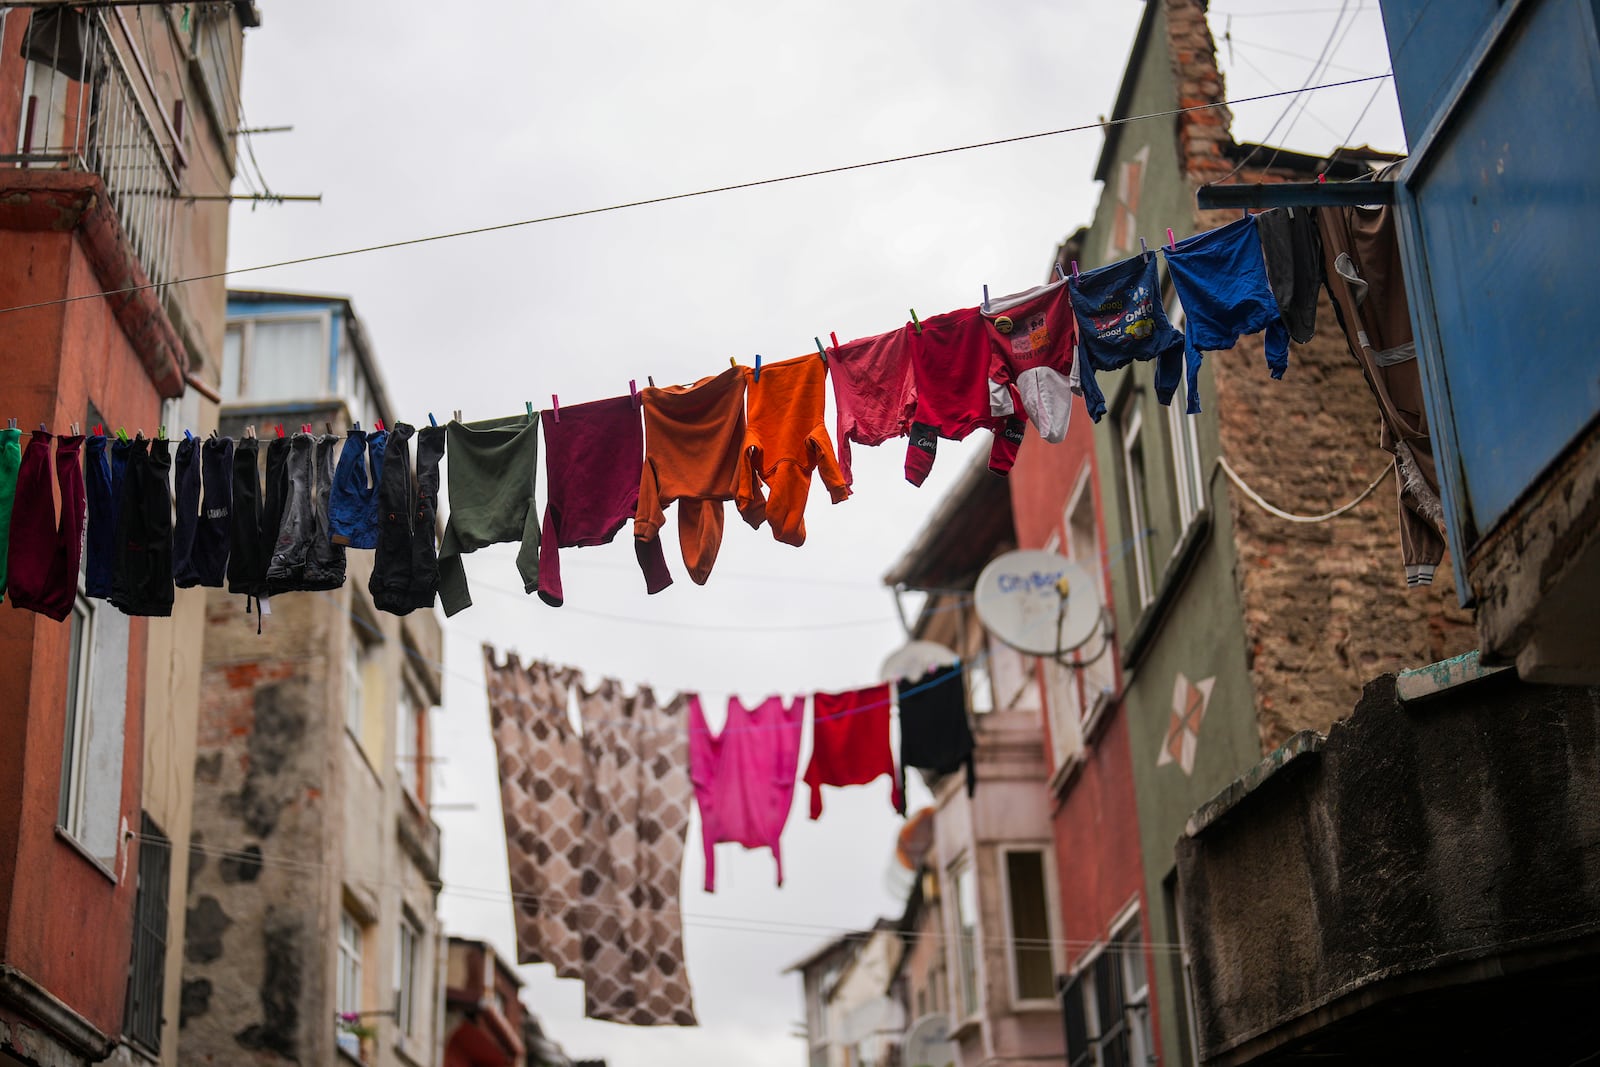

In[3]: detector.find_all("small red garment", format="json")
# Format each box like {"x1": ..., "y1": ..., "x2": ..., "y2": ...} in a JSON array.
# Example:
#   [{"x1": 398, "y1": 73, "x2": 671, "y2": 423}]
[
  {"x1": 827, "y1": 324, "x2": 919, "y2": 487},
  {"x1": 6, "y1": 431, "x2": 86, "y2": 621},
  {"x1": 903, "y1": 307, "x2": 1002, "y2": 486},
  {"x1": 803, "y1": 684, "x2": 903, "y2": 819}
]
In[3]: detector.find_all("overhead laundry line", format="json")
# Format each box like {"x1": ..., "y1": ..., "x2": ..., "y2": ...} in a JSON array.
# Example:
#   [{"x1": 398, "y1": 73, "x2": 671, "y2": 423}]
[{"x1": 0, "y1": 74, "x2": 1391, "y2": 319}]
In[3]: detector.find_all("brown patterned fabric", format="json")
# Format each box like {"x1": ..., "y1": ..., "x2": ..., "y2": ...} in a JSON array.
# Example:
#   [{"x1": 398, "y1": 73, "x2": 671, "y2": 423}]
[
  {"x1": 577, "y1": 681, "x2": 698, "y2": 1025},
  {"x1": 482, "y1": 648, "x2": 585, "y2": 979}
]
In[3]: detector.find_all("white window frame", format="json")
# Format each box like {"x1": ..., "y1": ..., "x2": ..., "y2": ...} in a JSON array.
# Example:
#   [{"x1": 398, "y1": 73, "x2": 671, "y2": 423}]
[
  {"x1": 1164, "y1": 298, "x2": 1207, "y2": 535},
  {"x1": 395, "y1": 915, "x2": 420, "y2": 1038},
  {"x1": 223, "y1": 311, "x2": 334, "y2": 404},
  {"x1": 998, "y1": 845, "x2": 1060, "y2": 1009},
  {"x1": 949, "y1": 859, "x2": 983, "y2": 1022},
  {"x1": 1118, "y1": 396, "x2": 1155, "y2": 609},
  {"x1": 1064, "y1": 473, "x2": 1117, "y2": 734},
  {"x1": 345, "y1": 629, "x2": 368, "y2": 743},
  {"x1": 337, "y1": 908, "x2": 364, "y2": 1017},
  {"x1": 58, "y1": 595, "x2": 96, "y2": 836},
  {"x1": 57, "y1": 589, "x2": 130, "y2": 872},
  {"x1": 395, "y1": 680, "x2": 422, "y2": 801}
]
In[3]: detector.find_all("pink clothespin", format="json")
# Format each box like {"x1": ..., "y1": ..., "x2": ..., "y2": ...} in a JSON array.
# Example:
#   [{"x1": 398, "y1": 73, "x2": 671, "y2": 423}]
[
  {"x1": 830, "y1": 331, "x2": 839, "y2": 350},
  {"x1": 1167, "y1": 228, "x2": 1176, "y2": 251},
  {"x1": 629, "y1": 380, "x2": 640, "y2": 408},
  {"x1": 1071, "y1": 260, "x2": 1079, "y2": 281},
  {"x1": 551, "y1": 395, "x2": 560, "y2": 423}
]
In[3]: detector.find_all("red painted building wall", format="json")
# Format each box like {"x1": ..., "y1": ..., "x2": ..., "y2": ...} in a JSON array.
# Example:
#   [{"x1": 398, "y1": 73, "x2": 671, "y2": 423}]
[
  {"x1": 0, "y1": 176, "x2": 175, "y2": 1053},
  {"x1": 1008, "y1": 412, "x2": 1163, "y2": 1056}
]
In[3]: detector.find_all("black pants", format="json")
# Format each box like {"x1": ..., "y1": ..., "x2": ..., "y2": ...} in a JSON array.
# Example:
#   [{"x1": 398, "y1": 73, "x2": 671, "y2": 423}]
[
  {"x1": 228, "y1": 436, "x2": 266, "y2": 598},
  {"x1": 110, "y1": 438, "x2": 175, "y2": 617},
  {"x1": 266, "y1": 433, "x2": 346, "y2": 592},
  {"x1": 173, "y1": 435, "x2": 234, "y2": 589},
  {"x1": 370, "y1": 424, "x2": 445, "y2": 615}
]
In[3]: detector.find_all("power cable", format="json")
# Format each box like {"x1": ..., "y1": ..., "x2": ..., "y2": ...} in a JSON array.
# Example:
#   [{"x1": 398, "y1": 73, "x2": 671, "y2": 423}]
[
  {"x1": 0, "y1": 73, "x2": 1390, "y2": 318},
  {"x1": 1264, "y1": 1, "x2": 1367, "y2": 172}
]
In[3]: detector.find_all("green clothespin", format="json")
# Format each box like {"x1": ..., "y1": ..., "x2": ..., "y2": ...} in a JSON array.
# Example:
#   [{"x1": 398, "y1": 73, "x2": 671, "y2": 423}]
[
  {"x1": 525, "y1": 401, "x2": 533, "y2": 417},
  {"x1": 181, "y1": 5, "x2": 191, "y2": 32},
  {"x1": 909, "y1": 309, "x2": 922, "y2": 334}
]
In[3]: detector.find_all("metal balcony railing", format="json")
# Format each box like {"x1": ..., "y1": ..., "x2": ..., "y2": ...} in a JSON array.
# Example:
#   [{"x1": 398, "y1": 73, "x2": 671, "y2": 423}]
[{"x1": 7, "y1": 6, "x2": 180, "y2": 288}]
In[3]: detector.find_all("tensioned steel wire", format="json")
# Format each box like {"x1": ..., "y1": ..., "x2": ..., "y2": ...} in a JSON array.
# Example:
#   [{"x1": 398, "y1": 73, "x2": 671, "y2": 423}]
[{"x1": 0, "y1": 74, "x2": 1390, "y2": 318}]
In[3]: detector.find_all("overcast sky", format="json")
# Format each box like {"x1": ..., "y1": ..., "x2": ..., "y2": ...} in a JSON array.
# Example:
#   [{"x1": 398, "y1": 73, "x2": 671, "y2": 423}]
[{"x1": 224, "y1": 3, "x2": 1402, "y2": 1063}]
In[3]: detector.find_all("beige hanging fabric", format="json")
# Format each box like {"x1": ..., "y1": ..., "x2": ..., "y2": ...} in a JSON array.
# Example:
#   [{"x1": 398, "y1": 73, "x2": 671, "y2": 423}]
[
  {"x1": 482, "y1": 649, "x2": 586, "y2": 979},
  {"x1": 576, "y1": 680, "x2": 698, "y2": 1026}
]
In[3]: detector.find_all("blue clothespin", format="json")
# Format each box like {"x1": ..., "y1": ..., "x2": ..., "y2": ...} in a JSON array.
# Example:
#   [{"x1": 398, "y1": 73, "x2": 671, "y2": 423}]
[
  {"x1": 753, "y1": 355, "x2": 762, "y2": 383},
  {"x1": 428, "y1": 412, "x2": 437, "y2": 427},
  {"x1": 184, "y1": 429, "x2": 193, "y2": 440},
  {"x1": 815, "y1": 336, "x2": 827, "y2": 363}
]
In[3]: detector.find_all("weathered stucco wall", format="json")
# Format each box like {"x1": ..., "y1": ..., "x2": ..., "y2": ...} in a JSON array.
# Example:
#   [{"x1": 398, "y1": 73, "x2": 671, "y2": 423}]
[{"x1": 1176, "y1": 671, "x2": 1600, "y2": 1065}]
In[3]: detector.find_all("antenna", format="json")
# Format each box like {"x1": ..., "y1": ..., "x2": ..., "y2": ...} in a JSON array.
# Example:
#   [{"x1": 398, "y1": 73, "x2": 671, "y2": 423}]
[{"x1": 973, "y1": 550, "x2": 1101, "y2": 657}]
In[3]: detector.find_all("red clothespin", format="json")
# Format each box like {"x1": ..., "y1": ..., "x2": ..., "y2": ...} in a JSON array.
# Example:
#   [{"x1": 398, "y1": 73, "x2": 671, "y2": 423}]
[
  {"x1": 275, "y1": 424, "x2": 285, "y2": 438},
  {"x1": 92, "y1": 423, "x2": 103, "y2": 437},
  {"x1": 830, "y1": 331, "x2": 839, "y2": 350},
  {"x1": 551, "y1": 395, "x2": 560, "y2": 423},
  {"x1": 629, "y1": 380, "x2": 639, "y2": 407}
]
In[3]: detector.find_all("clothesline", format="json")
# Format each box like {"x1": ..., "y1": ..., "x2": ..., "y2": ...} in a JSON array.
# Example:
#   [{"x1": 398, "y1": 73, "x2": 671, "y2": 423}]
[
  {"x1": 134, "y1": 830, "x2": 1192, "y2": 955},
  {"x1": 0, "y1": 74, "x2": 1389, "y2": 319}
]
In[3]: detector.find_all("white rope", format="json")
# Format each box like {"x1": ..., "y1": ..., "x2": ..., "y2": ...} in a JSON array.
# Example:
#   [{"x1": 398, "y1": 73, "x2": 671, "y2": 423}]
[{"x1": 1218, "y1": 455, "x2": 1391, "y2": 524}]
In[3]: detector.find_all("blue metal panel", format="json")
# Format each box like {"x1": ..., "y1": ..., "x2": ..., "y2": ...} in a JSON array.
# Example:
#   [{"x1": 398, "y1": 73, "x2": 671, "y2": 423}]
[
  {"x1": 1380, "y1": 0, "x2": 1500, "y2": 145},
  {"x1": 1398, "y1": 0, "x2": 1600, "y2": 554}
]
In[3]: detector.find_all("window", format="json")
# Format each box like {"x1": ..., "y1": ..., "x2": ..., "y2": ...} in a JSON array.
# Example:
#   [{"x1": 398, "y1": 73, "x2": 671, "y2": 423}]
[
  {"x1": 1117, "y1": 393, "x2": 1155, "y2": 609},
  {"x1": 396, "y1": 683, "x2": 426, "y2": 803},
  {"x1": 1004, "y1": 849, "x2": 1055, "y2": 1004},
  {"x1": 221, "y1": 315, "x2": 331, "y2": 405},
  {"x1": 346, "y1": 629, "x2": 369, "y2": 741},
  {"x1": 337, "y1": 909, "x2": 365, "y2": 1057},
  {"x1": 1164, "y1": 299, "x2": 1207, "y2": 531},
  {"x1": 1105, "y1": 146, "x2": 1150, "y2": 262},
  {"x1": 1066, "y1": 477, "x2": 1117, "y2": 722},
  {"x1": 123, "y1": 812, "x2": 169, "y2": 1052},
  {"x1": 1061, "y1": 914, "x2": 1153, "y2": 1067},
  {"x1": 395, "y1": 917, "x2": 420, "y2": 1038},
  {"x1": 58, "y1": 593, "x2": 129, "y2": 868},
  {"x1": 952, "y1": 863, "x2": 981, "y2": 1018}
]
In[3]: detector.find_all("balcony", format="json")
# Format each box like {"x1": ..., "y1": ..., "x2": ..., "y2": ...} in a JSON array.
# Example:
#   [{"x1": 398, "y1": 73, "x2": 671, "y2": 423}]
[{"x1": 4, "y1": 5, "x2": 182, "y2": 288}]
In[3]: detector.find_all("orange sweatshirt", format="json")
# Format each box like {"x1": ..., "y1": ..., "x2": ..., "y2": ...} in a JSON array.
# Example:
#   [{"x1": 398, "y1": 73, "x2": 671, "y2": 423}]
[
  {"x1": 735, "y1": 356, "x2": 851, "y2": 546},
  {"x1": 635, "y1": 368, "x2": 747, "y2": 585}
]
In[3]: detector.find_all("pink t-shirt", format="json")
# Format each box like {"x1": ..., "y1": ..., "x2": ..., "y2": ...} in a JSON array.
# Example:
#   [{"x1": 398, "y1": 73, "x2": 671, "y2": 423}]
[
  {"x1": 827, "y1": 324, "x2": 918, "y2": 487},
  {"x1": 688, "y1": 694, "x2": 805, "y2": 893}
]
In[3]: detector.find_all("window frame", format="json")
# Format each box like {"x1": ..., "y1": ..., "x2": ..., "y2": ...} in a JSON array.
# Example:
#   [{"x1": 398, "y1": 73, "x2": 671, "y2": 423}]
[
  {"x1": 999, "y1": 845, "x2": 1060, "y2": 1010},
  {"x1": 394, "y1": 914, "x2": 421, "y2": 1039},
  {"x1": 58, "y1": 593, "x2": 95, "y2": 835},
  {"x1": 1117, "y1": 394, "x2": 1155, "y2": 610},
  {"x1": 949, "y1": 859, "x2": 983, "y2": 1023},
  {"x1": 122, "y1": 811, "x2": 170, "y2": 1054},
  {"x1": 1061, "y1": 903, "x2": 1153, "y2": 1067},
  {"x1": 1164, "y1": 297, "x2": 1207, "y2": 537},
  {"x1": 336, "y1": 907, "x2": 366, "y2": 1058},
  {"x1": 395, "y1": 675, "x2": 428, "y2": 805},
  {"x1": 222, "y1": 311, "x2": 335, "y2": 405}
]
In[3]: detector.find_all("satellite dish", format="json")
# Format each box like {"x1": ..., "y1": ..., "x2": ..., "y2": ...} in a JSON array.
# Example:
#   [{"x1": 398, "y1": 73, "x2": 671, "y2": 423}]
[
  {"x1": 903, "y1": 1014, "x2": 957, "y2": 1067},
  {"x1": 881, "y1": 640, "x2": 960, "y2": 683},
  {"x1": 974, "y1": 550, "x2": 1100, "y2": 657}
]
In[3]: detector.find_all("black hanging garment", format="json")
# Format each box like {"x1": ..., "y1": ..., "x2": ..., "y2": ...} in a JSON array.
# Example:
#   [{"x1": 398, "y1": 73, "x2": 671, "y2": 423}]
[
  {"x1": 896, "y1": 665, "x2": 977, "y2": 800},
  {"x1": 1255, "y1": 206, "x2": 1323, "y2": 345},
  {"x1": 370, "y1": 423, "x2": 446, "y2": 615},
  {"x1": 227, "y1": 436, "x2": 268, "y2": 601},
  {"x1": 265, "y1": 433, "x2": 346, "y2": 592},
  {"x1": 110, "y1": 437, "x2": 175, "y2": 618},
  {"x1": 173, "y1": 435, "x2": 234, "y2": 588}
]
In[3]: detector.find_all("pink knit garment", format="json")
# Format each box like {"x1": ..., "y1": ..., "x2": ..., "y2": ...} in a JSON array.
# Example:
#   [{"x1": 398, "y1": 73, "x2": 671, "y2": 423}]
[{"x1": 688, "y1": 694, "x2": 805, "y2": 893}]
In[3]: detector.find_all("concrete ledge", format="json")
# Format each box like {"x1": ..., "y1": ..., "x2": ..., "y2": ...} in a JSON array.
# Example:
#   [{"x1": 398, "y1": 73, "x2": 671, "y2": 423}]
[
  {"x1": 1183, "y1": 730, "x2": 1324, "y2": 838},
  {"x1": 0, "y1": 965, "x2": 115, "y2": 1063},
  {"x1": 1395, "y1": 649, "x2": 1508, "y2": 704}
]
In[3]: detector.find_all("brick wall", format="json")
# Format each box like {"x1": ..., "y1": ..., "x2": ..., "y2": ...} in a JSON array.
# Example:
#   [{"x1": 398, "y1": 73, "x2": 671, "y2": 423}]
[{"x1": 1210, "y1": 291, "x2": 1477, "y2": 753}]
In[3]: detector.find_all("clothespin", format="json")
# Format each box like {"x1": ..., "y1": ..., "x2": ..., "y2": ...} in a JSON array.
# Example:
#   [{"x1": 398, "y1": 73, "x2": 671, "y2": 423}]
[
  {"x1": 451, "y1": 410, "x2": 461, "y2": 423},
  {"x1": 815, "y1": 337, "x2": 827, "y2": 363},
  {"x1": 209, "y1": 428, "x2": 219, "y2": 439},
  {"x1": 1167, "y1": 228, "x2": 1176, "y2": 251},
  {"x1": 909, "y1": 309, "x2": 921, "y2": 334},
  {"x1": 71, "y1": 422, "x2": 80, "y2": 436},
  {"x1": 184, "y1": 429, "x2": 193, "y2": 440},
  {"x1": 116, "y1": 427, "x2": 128, "y2": 442},
  {"x1": 275, "y1": 424, "x2": 285, "y2": 438},
  {"x1": 729, "y1": 357, "x2": 737, "y2": 370},
  {"x1": 1071, "y1": 260, "x2": 1080, "y2": 281},
  {"x1": 1055, "y1": 263, "x2": 1067, "y2": 282},
  {"x1": 982, "y1": 285, "x2": 990, "y2": 313},
  {"x1": 38, "y1": 422, "x2": 47, "y2": 433},
  {"x1": 647, "y1": 376, "x2": 655, "y2": 388},
  {"x1": 629, "y1": 380, "x2": 639, "y2": 407},
  {"x1": 325, "y1": 422, "x2": 334, "y2": 435},
  {"x1": 752, "y1": 355, "x2": 761, "y2": 383},
  {"x1": 92, "y1": 423, "x2": 102, "y2": 436},
  {"x1": 1140, "y1": 237, "x2": 1148, "y2": 255},
  {"x1": 525, "y1": 401, "x2": 533, "y2": 417},
  {"x1": 551, "y1": 395, "x2": 560, "y2": 423},
  {"x1": 428, "y1": 413, "x2": 437, "y2": 427},
  {"x1": 353, "y1": 420, "x2": 361, "y2": 431},
  {"x1": 6, "y1": 417, "x2": 15, "y2": 429},
  {"x1": 157, "y1": 424, "x2": 166, "y2": 439},
  {"x1": 374, "y1": 419, "x2": 384, "y2": 431}
]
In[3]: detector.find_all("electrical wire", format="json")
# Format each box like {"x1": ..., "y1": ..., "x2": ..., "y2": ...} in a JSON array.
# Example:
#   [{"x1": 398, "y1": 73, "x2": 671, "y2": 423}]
[
  {"x1": 1263, "y1": 1, "x2": 1367, "y2": 173},
  {"x1": 1218, "y1": 454, "x2": 1391, "y2": 523},
  {"x1": 136, "y1": 831, "x2": 1192, "y2": 954},
  {"x1": 0, "y1": 73, "x2": 1390, "y2": 319}
]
